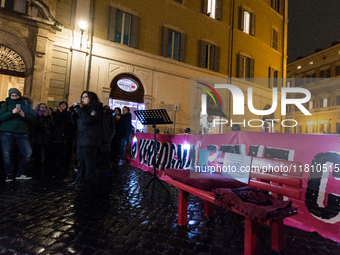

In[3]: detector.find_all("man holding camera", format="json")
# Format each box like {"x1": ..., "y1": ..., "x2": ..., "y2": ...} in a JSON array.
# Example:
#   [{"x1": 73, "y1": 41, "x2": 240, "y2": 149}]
[{"x1": 0, "y1": 88, "x2": 36, "y2": 181}]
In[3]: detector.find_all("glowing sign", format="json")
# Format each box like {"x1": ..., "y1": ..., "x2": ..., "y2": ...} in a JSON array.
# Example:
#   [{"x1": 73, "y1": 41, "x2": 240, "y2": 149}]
[{"x1": 117, "y1": 78, "x2": 138, "y2": 92}]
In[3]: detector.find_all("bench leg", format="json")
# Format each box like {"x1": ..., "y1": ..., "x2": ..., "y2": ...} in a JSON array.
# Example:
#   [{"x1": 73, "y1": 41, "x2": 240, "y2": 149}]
[
  {"x1": 204, "y1": 200, "x2": 214, "y2": 218},
  {"x1": 244, "y1": 217, "x2": 258, "y2": 255},
  {"x1": 178, "y1": 189, "x2": 189, "y2": 226},
  {"x1": 272, "y1": 219, "x2": 284, "y2": 252}
]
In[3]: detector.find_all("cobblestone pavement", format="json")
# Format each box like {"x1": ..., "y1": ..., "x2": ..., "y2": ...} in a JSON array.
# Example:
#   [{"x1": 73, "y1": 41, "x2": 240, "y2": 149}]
[{"x1": 0, "y1": 164, "x2": 339, "y2": 255}]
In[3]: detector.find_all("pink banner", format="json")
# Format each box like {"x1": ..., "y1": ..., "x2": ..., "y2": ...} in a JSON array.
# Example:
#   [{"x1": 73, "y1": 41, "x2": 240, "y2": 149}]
[{"x1": 128, "y1": 131, "x2": 340, "y2": 242}]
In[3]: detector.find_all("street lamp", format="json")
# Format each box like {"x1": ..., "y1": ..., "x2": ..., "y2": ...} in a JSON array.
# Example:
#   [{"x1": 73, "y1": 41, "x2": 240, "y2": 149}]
[{"x1": 79, "y1": 20, "x2": 87, "y2": 48}]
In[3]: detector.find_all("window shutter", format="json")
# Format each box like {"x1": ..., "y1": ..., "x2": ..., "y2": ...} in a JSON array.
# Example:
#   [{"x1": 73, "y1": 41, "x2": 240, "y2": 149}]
[
  {"x1": 179, "y1": 33, "x2": 186, "y2": 62},
  {"x1": 249, "y1": 58, "x2": 255, "y2": 80},
  {"x1": 129, "y1": 15, "x2": 140, "y2": 48},
  {"x1": 237, "y1": 54, "x2": 243, "y2": 78},
  {"x1": 268, "y1": 67, "x2": 272, "y2": 88},
  {"x1": 214, "y1": 45, "x2": 220, "y2": 72},
  {"x1": 238, "y1": 7, "x2": 244, "y2": 31},
  {"x1": 202, "y1": 0, "x2": 208, "y2": 14},
  {"x1": 199, "y1": 40, "x2": 207, "y2": 68},
  {"x1": 215, "y1": 0, "x2": 223, "y2": 20},
  {"x1": 108, "y1": 7, "x2": 117, "y2": 41},
  {"x1": 250, "y1": 13, "x2": 255, "y2": 35},
  {"x1": 161, "y1": 27, "x2": 169, "y2": 57}
]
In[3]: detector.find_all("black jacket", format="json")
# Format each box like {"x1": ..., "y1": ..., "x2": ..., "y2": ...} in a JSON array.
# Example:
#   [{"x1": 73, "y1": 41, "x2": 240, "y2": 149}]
[
  {"x1": 102, "y1": 110, "x2": 115, "y2": 144},
  {"x1": 34, "y1": 115, "x2": 53, "y2": 145},
  {"x1": 116, "y1": 112, "x2": 132, "y2": 139},
  {"x1": 52, "y1": 110, "x2": 73, "y2": 143},
  {"x1": 73, "y1": 104, "x2": 102, "y2": 148}
]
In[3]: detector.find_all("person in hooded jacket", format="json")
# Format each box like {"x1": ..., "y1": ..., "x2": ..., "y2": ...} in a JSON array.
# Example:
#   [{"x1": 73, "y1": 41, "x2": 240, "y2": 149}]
[
  {"x1": 70, "y1": 91, "x2": 102, "y2": 188},
  {"x1": 51, "y1": 101, "x2": 74, "y2": 176},
  {"x1": 0, "y1": 88, "x2": 36, "y2": 181}
]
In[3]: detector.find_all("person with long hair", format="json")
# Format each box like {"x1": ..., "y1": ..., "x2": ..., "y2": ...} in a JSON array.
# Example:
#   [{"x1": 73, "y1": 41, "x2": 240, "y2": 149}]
[{"x1": 70, "y1": 91, "x2": 102, "y2": 189}]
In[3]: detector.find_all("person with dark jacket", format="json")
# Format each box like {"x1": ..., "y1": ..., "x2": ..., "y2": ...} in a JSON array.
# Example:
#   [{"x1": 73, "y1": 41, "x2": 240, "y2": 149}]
[
  {"x1": 111, "y1": 107, "x2": 121, "y2": 161},
  {"x1": 101, "y1": 106, "x2": 115, "y2": 165},
  {"x1": 0, "y1": 88, "x2": 36, "y2": 181},
  {"x1": 51, "y1": 101, "x2": 74, "y2": 176},
  {"x1": 33, "y1": 103, "x2": 53, "y2": 174},
  {"x1": 70, "y1": 91, "x2": 102, "y2": 188},
  {"x1": 117, "y1": 106, "x2": 132, "y2": 166}
]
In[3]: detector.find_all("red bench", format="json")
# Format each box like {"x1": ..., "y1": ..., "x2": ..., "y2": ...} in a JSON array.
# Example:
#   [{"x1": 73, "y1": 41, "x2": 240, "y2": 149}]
[{"x1": 166, "y1": 155, "x2": 303, "y2": 255}]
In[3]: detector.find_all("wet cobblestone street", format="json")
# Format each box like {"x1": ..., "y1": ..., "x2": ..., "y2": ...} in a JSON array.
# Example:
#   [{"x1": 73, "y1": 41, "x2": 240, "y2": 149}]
[{"x1": 0, "y1": 164, "x2": 339, "y2": 255}]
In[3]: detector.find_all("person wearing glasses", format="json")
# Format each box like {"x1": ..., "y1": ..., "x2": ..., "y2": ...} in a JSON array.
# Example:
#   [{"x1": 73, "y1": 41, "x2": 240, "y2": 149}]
[
  {"x1": 0, "y1": 88, "x2": 36, "y2": 181},
  {"x1": 70, "y1": 91, "x2": 102, "y2": 189}
]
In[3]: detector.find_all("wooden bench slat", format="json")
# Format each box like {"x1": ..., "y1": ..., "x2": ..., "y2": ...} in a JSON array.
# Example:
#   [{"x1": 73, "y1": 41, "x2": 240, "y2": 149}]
[
  {"x1": 250, "y1": 172, "x2": 302, "y2": 188},
  {"x1": 249, "y1": 179, "x2": 301, "y2": 199},
  {"x1": 167, "y1": 178, "x2": 215, "y2": 203}
]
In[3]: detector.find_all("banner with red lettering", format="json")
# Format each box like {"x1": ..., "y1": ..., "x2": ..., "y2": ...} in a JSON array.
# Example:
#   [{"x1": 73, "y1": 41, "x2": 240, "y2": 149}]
[{"x1": 128, "y1": 131, "x2": 340, "y2": 242}]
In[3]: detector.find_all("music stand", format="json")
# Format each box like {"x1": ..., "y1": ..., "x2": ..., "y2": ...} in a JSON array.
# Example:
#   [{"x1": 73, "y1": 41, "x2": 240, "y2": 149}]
[{"x1": 134, "y1": 109, "x2": 173, "y2": 198}]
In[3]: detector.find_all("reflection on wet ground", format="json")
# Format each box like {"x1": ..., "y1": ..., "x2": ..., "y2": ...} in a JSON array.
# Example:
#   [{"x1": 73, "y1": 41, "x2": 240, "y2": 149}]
[{"x1": 0, "y1": 164, "x2": 339, "y2": 255}]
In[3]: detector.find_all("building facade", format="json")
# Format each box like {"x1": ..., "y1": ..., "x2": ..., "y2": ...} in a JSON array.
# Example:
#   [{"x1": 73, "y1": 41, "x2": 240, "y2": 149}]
[
  {"x1": 0, "y1": 0, "x2": 287, "y2": 133},
  {"x1": 286, "y1": 43, "x2": 340, "y2": 134}
]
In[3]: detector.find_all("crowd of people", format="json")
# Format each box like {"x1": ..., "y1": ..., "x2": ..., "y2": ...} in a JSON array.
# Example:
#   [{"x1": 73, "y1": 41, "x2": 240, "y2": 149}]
[{"x1": 0, "y1": 88, "x2": 133, "y2": 191}]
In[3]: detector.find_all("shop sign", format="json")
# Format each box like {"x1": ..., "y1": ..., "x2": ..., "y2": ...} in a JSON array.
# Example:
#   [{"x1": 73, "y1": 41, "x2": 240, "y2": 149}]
[{"x1": 117, "y1": 78, "x2": 138, "y2": 92}]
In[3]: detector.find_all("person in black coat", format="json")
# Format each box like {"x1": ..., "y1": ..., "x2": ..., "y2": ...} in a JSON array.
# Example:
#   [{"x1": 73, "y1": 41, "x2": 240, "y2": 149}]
[
  {"x1": 51, "y1": 101, "x2": 74, "y2": 176},
  {"x1": 111, "y1": 107, "x2": 121, "y2": 161},
  {"x1": 117, "y1": 106, "x2": 132, "y2": 166},
  {"x1": 33, "y1": 103, "x2": 53, "y2": 174},
  {"x1": 70, "y1": 91, "x2": 102, "y2": 188},
  {"x1": 101, "y1": 106, "x2": 115, "y2": 165}
]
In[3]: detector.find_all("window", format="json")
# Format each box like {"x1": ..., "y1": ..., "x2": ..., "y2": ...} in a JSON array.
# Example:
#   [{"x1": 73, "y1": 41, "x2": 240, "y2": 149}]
[
  {"x1": 298, "y1": 126, "x2": 302, "y2": 133},
  {"x1": 268, "y1": 67, "x2": 278, "y2": 88},
  {"x1": 320, "y1": 124, "x2": 328, "y2": 133},
  {"x1": 239, "y1": 7, "x2": 255, "y2": 35},
  {"x1": 237, "y1": 54, "x2": 254, "y2": 80},
  {"x1": 161, "y1": 27, "x2": 186, "y2": 62},
  {"x1": 1, "y1": 0, "x2": 26, "y2": 13},
  {"x1": 116, "y1": 10, "x2": 131, "y2": 45},
  {"x1": 306, "y1": 73, "x2": 316, "y2": 83},
  {"x1": 319, "y1": 68, "x2": 330, "y2": 79},
  {"x1": 198, "y1": 41, "x2": 220, "y2": 72},
  {"x1": 271, "y1": 0, "x2": 281, "y2": 13},
  {"x1": 271, "y1": 29, "x2": 278, "y2": 50},
  {"x1": 202, "y1": 0, "x2": 222, "y2": 20},
  {"x1": 320, "y1": 98, "x2": 328, "y2": 108},
  {"x1": 308, "y1": 101, "x2": 313, "y2": 110},
  {"x1": 108, "y1": 7, "x2": 140, "y2": 48},
  {"x1": 167, "y1": 30, "x2": 180, "y2": 60},
  {"x1": 336, "y1": 65, "x2": 340, "y2": 76}
]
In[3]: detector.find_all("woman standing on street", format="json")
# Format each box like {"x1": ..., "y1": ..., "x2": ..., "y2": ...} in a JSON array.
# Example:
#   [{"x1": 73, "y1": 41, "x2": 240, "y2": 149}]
[{"x1": 70, "y1": 91, "x2": 102, "y2": 189}]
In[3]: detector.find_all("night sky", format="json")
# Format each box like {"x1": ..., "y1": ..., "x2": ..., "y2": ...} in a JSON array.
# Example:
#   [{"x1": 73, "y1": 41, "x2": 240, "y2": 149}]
[{"x1": 288, "y1": 0, "x2": 340, "y2": 63}]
